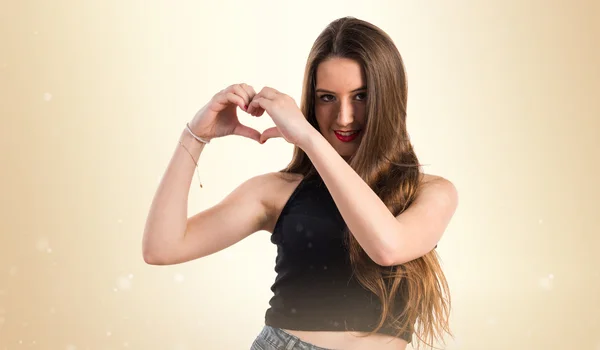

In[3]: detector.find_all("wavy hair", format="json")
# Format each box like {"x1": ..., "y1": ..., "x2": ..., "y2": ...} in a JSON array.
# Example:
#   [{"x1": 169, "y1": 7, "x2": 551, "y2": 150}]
[{"x1": 280, "y1": 17, "x2": 452, "y2": 349}]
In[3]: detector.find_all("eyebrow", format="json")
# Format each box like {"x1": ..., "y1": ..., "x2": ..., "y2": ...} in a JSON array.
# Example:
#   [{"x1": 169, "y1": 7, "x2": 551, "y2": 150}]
[{"x1": 315, "y1": 86, "x2": 367, "y2": 94}]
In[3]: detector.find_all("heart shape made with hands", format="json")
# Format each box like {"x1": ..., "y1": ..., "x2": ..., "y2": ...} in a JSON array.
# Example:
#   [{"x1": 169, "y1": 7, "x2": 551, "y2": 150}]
[
  {"x1": 240, "y1": 96, "x2": 282, "y2": 145},
  {"x1": 233, "y1": 86, "x2": 310, "y2": 146}
]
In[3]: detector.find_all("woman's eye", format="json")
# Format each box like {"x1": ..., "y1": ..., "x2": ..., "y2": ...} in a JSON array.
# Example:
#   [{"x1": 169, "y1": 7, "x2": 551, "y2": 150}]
[
  {"x1": 318, "y1": 93, "x2": 367, "y2": 102},
  {"x1": 355, "y1": 93, "x2": 367, "y2": 101},
  {"x1": 319, "y1": 94, "x2": 334, "y2": 102}
]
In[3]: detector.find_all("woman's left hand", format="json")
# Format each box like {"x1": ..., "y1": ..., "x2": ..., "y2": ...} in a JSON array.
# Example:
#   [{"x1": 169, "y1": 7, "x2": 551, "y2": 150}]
[{"x1": 246, "y1": 86, "x2": 315, "y2": 147}]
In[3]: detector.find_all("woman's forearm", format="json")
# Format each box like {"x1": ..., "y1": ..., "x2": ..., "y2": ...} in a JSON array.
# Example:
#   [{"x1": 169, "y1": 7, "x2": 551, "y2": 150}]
[{"x1": 141, "y1": 129, "x2": 206, "y2": 262}]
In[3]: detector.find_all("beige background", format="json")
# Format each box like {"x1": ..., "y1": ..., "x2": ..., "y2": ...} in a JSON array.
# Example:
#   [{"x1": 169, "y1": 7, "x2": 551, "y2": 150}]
[{"x1": 1, "y1": 0, "x2": 599, "y2": 349}]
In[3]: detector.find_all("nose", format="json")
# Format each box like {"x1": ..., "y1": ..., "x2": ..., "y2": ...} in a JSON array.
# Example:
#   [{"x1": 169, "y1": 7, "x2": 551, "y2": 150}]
[{"x1": 336, "y1": 99, "x2": 354, "y2": 127}]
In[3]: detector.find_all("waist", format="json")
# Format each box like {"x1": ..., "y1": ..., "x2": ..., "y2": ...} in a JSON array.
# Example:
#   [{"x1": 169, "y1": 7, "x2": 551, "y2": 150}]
[
  {"x1": 279, "y1": 328, "x2": 409, "y2": 350},
  {"x1": 265, "y1": 302, "x2": 412, "y2": 343},
  {"x1": 265, "y1": 270, "x2": 411, "y2": 339}
]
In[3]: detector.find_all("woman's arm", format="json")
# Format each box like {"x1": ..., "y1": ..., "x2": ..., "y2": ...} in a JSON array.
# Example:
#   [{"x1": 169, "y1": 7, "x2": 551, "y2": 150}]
[
  {"x1": 247, "y1": 86, "x2": 458, "y2": 266},
  {"x1": 142, "y1": 129, "x2": 272, "y2": 265},
  {"x1": 301, "y1": 130, "x2": 458, "y2": 266}
]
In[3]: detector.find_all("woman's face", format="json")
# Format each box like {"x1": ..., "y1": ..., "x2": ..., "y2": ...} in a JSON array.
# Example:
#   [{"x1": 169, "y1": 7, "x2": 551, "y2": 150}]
[{"x1": 314, "y1": 57, "x2": 367, "y2": 159}]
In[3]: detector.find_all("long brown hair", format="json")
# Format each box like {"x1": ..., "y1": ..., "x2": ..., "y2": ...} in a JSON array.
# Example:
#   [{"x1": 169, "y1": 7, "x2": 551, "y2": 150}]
[{"x1": 280, "y1": 17, "x2": 452, "y2": 349}]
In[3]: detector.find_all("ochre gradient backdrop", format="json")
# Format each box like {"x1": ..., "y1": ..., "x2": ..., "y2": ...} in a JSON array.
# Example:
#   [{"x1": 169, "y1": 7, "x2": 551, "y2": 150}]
[{"x1": 1, "y1": 1, "x2": 599, "y2": 349}]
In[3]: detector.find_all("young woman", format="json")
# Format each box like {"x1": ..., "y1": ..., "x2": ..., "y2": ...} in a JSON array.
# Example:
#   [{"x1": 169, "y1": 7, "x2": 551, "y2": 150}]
[{"x1": 142, "y1": 16, "x2": 458, "y2": 350}]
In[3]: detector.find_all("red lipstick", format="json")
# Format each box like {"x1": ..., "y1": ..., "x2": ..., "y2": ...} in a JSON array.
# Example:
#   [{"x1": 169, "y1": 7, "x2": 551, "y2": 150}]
[{"x1": 334, "y1": 130, "x2": 361, "y2": 142}]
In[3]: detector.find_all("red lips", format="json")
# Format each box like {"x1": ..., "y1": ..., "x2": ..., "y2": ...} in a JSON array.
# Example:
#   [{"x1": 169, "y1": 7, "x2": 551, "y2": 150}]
[{"x1": 334, "y1": 130, "x2": 361, "y2": 142}]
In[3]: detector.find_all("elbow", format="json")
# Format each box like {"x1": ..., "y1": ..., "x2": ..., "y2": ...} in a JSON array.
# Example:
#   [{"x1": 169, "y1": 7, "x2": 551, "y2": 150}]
[
  {"x1": 368, "y1": 248, "x2": 396, "y2": 267},
  {"x1": 142, "y1": 231, "x2": 170, "y2": 265},
  {"x1": 142, "y1": 231, "x2": 187, "y2": 265},
  {"x1": 142, "y1": 241, "x2": 184, "y2": 266},
  {"x1": 142, "y1": 237, "x2": 156, "y2": 264},
  {"x1": 373, "y1": 251, "x2": 411, "y2": 267},
  {"x1": 142, "y1": 248, "x2": 162, "y2": 265},
  {"x1": 143, "y1": 251, "x2": 173, "y2": 266},
  {"x1": 143, "y1": 255, "x2": 159, "y2": 265},
  {"x1": 142, "y1": 242, "x2": 169, "y2": 265},
  {"x1": 370, "y1": 237, "x2": 408, "y2": 267},
  {"x1": 368, "y1": 234, "x2": 401, "y2": 267},
  {"x1": 374, "y1": 245, "x2": 433, "y2": 267}
]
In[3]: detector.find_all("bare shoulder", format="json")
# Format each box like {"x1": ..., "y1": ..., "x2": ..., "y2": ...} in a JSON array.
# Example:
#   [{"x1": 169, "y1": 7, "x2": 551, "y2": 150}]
[
  {"x1": 249, "y1": 171, "x2": 302, "y2": 191},
  {"x1": 417, "y1": 173, "x2": 458, "y2": 202},
  {"x1": 235, "y1": 171, "x2": 302, "y2": 203},
  {"x1": 420, "y1": 173, "x2": 445, "y2": 185},
  {"x1": 260, "y1": 171, "x2": 304, "y2": 234}
]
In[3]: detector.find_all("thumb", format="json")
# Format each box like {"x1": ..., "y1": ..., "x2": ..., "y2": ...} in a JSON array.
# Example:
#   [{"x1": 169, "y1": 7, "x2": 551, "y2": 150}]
[
  {"x1": 232, "y1": 123, "x2": 261, "y2": 142},
  {"x1": 259, "y1": 127, "x2": 282, "y2": 144}
]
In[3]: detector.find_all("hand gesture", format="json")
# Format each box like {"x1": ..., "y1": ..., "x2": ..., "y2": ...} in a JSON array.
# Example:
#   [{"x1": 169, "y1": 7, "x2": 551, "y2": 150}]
[
  {"x1": 188, "y1": 83, "x2": 261, "y2": 142},
  {"x1": 247, "y1": 87, "x2": 315, "y2": 147}
]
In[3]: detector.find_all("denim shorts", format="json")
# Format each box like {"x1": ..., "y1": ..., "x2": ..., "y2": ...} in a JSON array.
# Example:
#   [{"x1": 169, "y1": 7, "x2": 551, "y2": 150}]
[{"x1": 250, "y1": 325, "x2": 335, "y2": 350}]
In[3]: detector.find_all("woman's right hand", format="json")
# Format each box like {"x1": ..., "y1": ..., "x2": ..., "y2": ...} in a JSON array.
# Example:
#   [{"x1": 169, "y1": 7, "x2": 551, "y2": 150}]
[{"x1": 188, "y1": 83, "x2": 262, "y2": 142}]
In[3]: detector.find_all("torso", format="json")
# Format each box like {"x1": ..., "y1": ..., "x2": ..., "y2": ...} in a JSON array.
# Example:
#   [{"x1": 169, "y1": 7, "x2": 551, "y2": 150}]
[
  {"x1": 263, "y1": 171, "x2": 440, "y2": 234},
  {"x1": 260, "y1": 171, "x2": 439, "y2": 350}
]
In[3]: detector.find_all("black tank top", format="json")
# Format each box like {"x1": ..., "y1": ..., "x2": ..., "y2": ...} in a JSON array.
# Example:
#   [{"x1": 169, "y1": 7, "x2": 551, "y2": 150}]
[{"x1": 264, "y1": 172, "x2": 412, "y2": 342}]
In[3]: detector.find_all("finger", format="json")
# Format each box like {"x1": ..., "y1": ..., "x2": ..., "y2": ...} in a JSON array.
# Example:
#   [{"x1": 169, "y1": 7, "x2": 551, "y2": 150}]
[
  {"x1": 239, "y1": 83, "x2": 257, "y2": 104},
  {"x1": 249, "y1": 96, "x2": 273, "y2": 113},
  {"x1": 214, "y1": 92, "x2": 245, "y2": 110},
  {"x1": 250, "y1": 87, "x2": 286, "y2": 116},
  {"x1": 259, "y1": 127, "x2": 282, "y2": 144},
  {"x1": 256, "y1": 86, "x2": 280, "y2": 100},
  {"x1": 246, "y1": 87, "x2": 263, "y2": 116},
  {"x1": 231, "y1": 84, "x2": 251, "y2": 110},
  {"x1": 233, "y1": 123, "x2": 261, "y2": 142},
  {"x1": 248, "y1": 102, "x2": 265, "y2": 117}
]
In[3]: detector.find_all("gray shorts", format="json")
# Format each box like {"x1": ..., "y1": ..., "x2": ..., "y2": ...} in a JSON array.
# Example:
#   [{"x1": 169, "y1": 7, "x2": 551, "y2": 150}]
[{"x1": 250, "y1": 325, "x2": 335, "y2": 350}]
